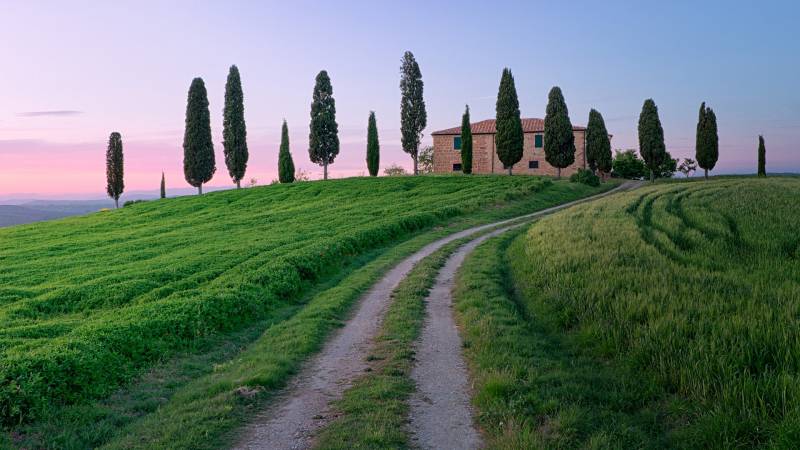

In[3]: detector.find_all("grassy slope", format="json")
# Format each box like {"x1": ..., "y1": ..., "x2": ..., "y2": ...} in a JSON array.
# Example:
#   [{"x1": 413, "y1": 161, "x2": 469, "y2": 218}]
[
  {"x1": 1, "y1": 176, "x2": 610, "y2": 448},
  {"x1": 497, "y1": 177, "x2": 799, "y2": 448},
  {"x1": 0, "y1": 176, "x2": 551, "y2": 424}
]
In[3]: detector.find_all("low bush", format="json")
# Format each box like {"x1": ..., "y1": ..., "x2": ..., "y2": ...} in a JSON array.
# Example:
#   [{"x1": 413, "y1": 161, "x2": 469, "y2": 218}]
[{"x1": 569, "y1": 168, "x2": 600, "y2": 186}]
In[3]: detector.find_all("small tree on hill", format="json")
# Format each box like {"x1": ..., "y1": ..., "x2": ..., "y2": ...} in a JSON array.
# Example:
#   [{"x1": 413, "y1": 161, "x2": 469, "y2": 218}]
[
  {"x1": 418, "y1": 146, "x2": 434, "y2": 174},
  {"x1": 638, "y1": 99, "x2": 666, "y2": 183},
  {"x1": 758, "y1": 135, "x2": 766, "y2": 177},
  {"x1": 366, "y1": 111, "x2": 380, "y2": 176},
  {"x1": 695, "y1": 102, "x2": 719, "y2": 180},
  {"x1": 384, "y1": 164, "x2": 407, "y2": 176},
  {"x1": 495, "y1": 68, "x2": 523, "y2": 175},
  {"x1": 460, "y1": 105, "x2": 473, "y2": 174},
  {"x1": 678, "y1": 158, "x2": 697, "y2": 178},
  {"x1": 279, "y1": 120, "x2": 295, "y2": 183},
  {"x1": 183, "y1": 77, "x2": 216, "y2": 194},
  {"x1": 544, "y1": 86, "x2": 576, "y2": 179},
  {"x1": 400, "y1": 51, "x2": 427, "y2": 175},
  {"x1": 160, "y1": 172, "x2": 166, "y2": 198},
  {"x1": 612, "y1": 149, "x2": 648, "y2": 179},
  {"x1": 586, "y1": 109, "x2": 611, "y2": 178},
  {"x1": 223, "y1": 65, "x2": 248, "y2": 188},
  {"x1": 106, "y1": 132, "x2": 124, "y2": 208},
  {"x1": 309, "y1": 70, "x2": 339, "y2": 180}
]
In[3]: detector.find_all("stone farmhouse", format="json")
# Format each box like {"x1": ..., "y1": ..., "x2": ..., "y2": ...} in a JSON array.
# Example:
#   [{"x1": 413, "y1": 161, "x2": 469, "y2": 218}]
[{"x1": 431, "y1": 118, "x2": 597, "y2": 176}]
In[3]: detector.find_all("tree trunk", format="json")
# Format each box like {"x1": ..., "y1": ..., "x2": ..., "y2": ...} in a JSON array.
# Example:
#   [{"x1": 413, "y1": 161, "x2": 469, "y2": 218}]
[
  {"x1": 650, "y1": 170, "x2": 655, "y2": 183},
  {"x1": 413, "y1": 154, "x2": 419, "y2": 175},
  {"x1": 115, "y1": 198, "x2": 119, "y2": 209},
  {"x1": 704, "y1": 168, "x2": 708, "y2": 180},
  {"x1": 323, "y1": 161, "x2": 328, "y2": 180},
  {"x1": 236, "y1": 180, "x2": 241, "y2": 189},
  {"x1": 198, "y1": 184, "x2": 203, "y2": 195},
  {"x1": 556, "y1": 167, "x2": 561, "y2": 180},
  {"x1": 508, "y1": 166, "x2": 512, "y2": 176}
]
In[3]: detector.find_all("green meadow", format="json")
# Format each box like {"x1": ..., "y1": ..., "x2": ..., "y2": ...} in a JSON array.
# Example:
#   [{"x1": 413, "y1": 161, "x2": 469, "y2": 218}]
[{"x1": 455, "y1": 177, "x2": 800, "y2": 448}]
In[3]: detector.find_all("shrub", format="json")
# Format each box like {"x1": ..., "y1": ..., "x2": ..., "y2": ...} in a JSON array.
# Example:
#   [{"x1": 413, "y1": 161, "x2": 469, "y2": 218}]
[{"x1": 569, "y1": 168, "x2": 600, "y2": 186}]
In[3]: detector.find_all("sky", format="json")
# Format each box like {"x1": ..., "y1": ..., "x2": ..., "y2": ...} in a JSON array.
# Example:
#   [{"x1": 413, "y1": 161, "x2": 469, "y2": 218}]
[{"x1": 0, "y1": 0, "x2": 798, "y2": 199}]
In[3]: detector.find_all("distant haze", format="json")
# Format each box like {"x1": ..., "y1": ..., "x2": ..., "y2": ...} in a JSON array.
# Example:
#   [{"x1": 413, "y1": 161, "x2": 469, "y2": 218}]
[{"x1": 1, "y1": 1, "x2": 798, "y2": 198}]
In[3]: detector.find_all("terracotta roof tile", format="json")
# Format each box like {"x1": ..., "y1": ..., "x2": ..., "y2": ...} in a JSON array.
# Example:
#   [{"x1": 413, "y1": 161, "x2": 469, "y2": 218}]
[{"x1": 431, "y1": 118, "x2": 585, "y2": 135}]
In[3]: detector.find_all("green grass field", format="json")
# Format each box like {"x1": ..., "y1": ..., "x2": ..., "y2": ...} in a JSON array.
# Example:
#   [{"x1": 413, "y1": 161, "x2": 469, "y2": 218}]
[
  {"x1": 0, "y1": 175, "x2": 612, "y2": 446},
  {"x1": 456, "y1": 177, "x2": 799, "y2": 448}
]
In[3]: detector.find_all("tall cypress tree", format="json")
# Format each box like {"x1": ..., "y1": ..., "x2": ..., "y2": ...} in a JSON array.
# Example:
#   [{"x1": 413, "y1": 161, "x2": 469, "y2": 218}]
[
  {"x1": 695, "y1": 102, "x2": 719, "y2": 179},
  {"x1": 366, "y1": 111, "x2": 380, "y2": 176},
  {"x1": 586, "y1": 109, "x2": 611, "y2": 178},
  {"x1": 543, "y1": 86, "x2": 576, "y2": 179},
  {"x1": 308, "y1": 70, "x2": 339, "y2": 180},
  {"x1": 400, "y1": 51, "x2": 427, "y2": 175},
  {"x1": 160, "y1": 172, "x2": 166, "y2": 199},
  {"x1": 278, "y1": 120, "x2": 295, "y2": 183},
  {"x1": 223, "y1": 65, "x2": 248, "y2": 188},
  {"x1": 495, "y1": 68, "x2": 523, "y2": 175},
  {"x1": 105, "y1": 132, "x2": 124, "y2": 208},
  {"x1": 183, "y1": 77, "x2": 215, "y2": 194},
  {"x1": 460, "y1": 105, "x2": 473, "y2": 174},
  {"x1": 638, "y1": 99, "x2": 666, "y2": 183},
  {"x1": 758, "y1": 135, "x2": 766, "y2": 177}
]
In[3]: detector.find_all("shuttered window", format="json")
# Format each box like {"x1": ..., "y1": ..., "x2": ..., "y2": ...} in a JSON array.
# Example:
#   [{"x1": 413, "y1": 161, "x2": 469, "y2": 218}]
[
  {"x1": 534, "y1": 134, "x2": 543, "y2": 148},
  {"x1": 453, "y1": 136, "x2": 462, "y2": 150}
]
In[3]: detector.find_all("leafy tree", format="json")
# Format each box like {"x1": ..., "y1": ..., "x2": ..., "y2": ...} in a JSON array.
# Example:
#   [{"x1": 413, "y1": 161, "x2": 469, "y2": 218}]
[
  {"x1": 105, "y1": 132, "x2": 124, "y2": 208},
  {"x1": 418, "y1": 146, "x2": 434, "y2": 174},
  {"x1": 366, "y1": 111, "x2": 380, "y2": 176},
  {"x1": 383, "y1": 164, "x2": 407, "y2": 176},
  {"x1": 460, "y1": 105, "x2": 473, "y2": 174},
  {"x1": 278, "y1": 120, "x2": 295, "y2": 183},
  {"x1": 758, "y1": 135, "x2": 766, "y2": 177},
  {"x1": 544, "y1": 86, "x2": 576, "y2": 179},
  {"x1": 586, "y1": 109, "x2": 612, "y2": 177},
  {"x1": 183, "y1": 77, "x2": 216, "y2": 194},
  {"x1": 160, "y1": 172, "x2": 166, "y2": 198},
  {"x1": 400, "y1": 51, "x2": 427, "y2": 175},
  {"x1": 308, "y1": 70, "x2": 339, "y2": 180},
  {"x1": 656, "y1": 151, "x2": 678, "y2": 178},
  {"x1": 638, "y1": 99, "x2": 666, "y2": 183},
  {"x1": 612, "y1": 149, "x2": 648, "y2": 179},
  {"x1": 695, "y1": 102, "x2": 719, "y2": 180},
  {"x1": 495, "y1": 68, "x2": 523, "y2": 175},
  {"x1": 222, "y1": 65, "x2": 248, "y2": 188},
  {"x1": 678, "y1": 158, "x2": 697, "y2": 178}
]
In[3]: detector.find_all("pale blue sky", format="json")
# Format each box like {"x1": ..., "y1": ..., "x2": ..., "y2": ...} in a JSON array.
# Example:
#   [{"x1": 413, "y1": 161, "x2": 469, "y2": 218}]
[{"x1": 0, "y1": 0, "x2": 798, "y2": 196}]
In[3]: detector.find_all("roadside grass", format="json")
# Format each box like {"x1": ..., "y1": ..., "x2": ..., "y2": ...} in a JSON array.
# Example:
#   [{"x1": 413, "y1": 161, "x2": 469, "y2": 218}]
[
  {"x1": 3, "y1": 178, "x2": 614, "y2": 448},
  {"x1": 0, "y1": 176, "x2": 557, "y2": 424},
  {"x1": 311, "y1": 239, "x2": 462, "y2": 450},
  {"x1": 505, "y1": 177, "x2": 800, "y2": 448},
  {"x1": 454, "y1": 231, "x2": 671, "y2": 449}
]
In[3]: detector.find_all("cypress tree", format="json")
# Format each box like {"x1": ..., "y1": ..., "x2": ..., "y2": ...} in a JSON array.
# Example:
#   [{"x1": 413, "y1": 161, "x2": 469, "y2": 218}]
[
  {"x1": 495, "y1": 68, "x2": 523, "y2": 175},
  {"x1": 400, "y1": 51, "x2": 427, "y2": 175},
  {"x1": 695, "y1": 102, "x2": 719, "y2": 179},
  {"x1": 758, "y1": 135, "x2": 766, "y2": 177},
  {"x1": 105, "y1": 132, "x2": 124, "y2": 208},
  {"x1": 460, "y1": 105, "x2": 473, "y2": 174},
  {"x1": 223, "y1": 65, "x2": 248, "y2": 188},
  {"x1": 183, "y1": 77, "x2": 215, "y2": 194},
  {"x1": 638, "y1": 99, "x2": 666, "y2": 183},
  {"x1": 160, "y1": 172, "x2": 166, "y2": 199},
  {"x1": 586, "y1": 109, "x2": 612, "y2": 178},
  {"x1": 543, "y1": 86, "x2": 576, "y2": 179},
  {"x1": 278, "y1": 120, "x2": 295, "y2": 183},
  {"x1": 308, "y1": 70, "x2": 339, "y2": 180},
  {"x1": 366, "y1": 111, "x2": 379, "y2": 176}
]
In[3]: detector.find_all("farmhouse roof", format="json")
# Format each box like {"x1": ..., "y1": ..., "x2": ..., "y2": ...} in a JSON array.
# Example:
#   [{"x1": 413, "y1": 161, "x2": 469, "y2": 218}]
[{"x1": 431, "y1": 118, "x2": 586, "y2": 136}]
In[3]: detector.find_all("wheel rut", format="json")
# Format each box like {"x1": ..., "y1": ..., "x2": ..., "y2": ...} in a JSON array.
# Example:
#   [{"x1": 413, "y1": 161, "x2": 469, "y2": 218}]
[{"x1": 233, "y1": 182, "x2": 638, "y2": 450}]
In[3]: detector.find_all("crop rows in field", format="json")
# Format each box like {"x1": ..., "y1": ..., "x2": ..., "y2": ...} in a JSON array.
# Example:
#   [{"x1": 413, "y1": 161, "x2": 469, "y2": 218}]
[
  {"x1": 0, "y1": 176, "x2": 552, "y2": 424},
  {"x1": 508, "y1": 178, "x2": 800, "y2": 446}
]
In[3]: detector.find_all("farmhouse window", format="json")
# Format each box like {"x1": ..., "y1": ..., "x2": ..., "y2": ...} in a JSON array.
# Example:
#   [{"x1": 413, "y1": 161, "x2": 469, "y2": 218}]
[
  {"x1": 453, "y1": 163, "x2": 462, "y2": 171},
  {"x1": 529, "y1": 160, "x2": 539, "y2": 169},
  {"x1": 453, "y1": 136, "x2": 462, "y2": 150},
  {"x1": 534, "y1": 134, "x2": 543, "y2": 148}
]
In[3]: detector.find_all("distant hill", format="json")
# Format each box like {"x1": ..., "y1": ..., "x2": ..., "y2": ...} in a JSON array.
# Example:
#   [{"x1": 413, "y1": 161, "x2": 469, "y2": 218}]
[{"x1": 0, "y1": 200, "x2": 112, "y2": 227}]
